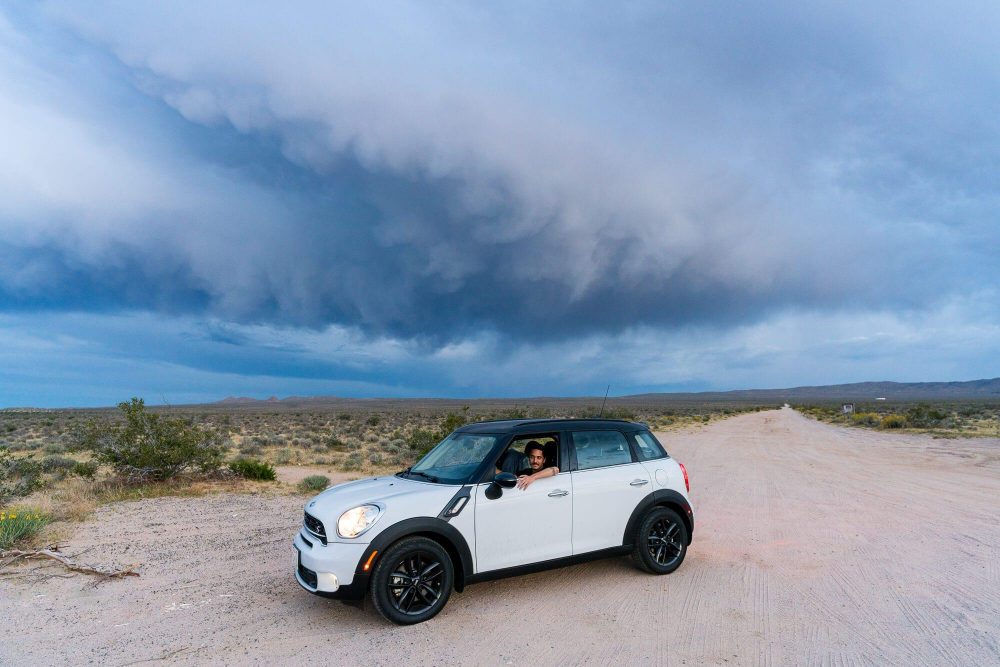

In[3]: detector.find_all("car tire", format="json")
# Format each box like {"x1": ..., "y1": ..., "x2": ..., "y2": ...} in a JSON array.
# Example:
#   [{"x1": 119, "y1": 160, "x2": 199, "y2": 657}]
[
  {"x1": 370, "y1": 536, "x2": 454, "y2": 625},
  {"x1": 631, "y1": 506, "x2": 688, "y2": 574}
]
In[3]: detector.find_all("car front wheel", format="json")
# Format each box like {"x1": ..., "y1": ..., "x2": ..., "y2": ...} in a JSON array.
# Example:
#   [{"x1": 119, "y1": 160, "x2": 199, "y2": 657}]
[
  {"x1": 631, "y1": 506, "x2": 688, "y2": 574},
  {"x1": 370, "y1": 536, "x2": 454, "y2": 625}
]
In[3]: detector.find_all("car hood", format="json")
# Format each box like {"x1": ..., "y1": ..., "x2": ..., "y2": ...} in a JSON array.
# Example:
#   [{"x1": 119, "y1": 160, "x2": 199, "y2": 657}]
[{"x1": 302, "y1": 475, "x2": 458, "y2": 543}]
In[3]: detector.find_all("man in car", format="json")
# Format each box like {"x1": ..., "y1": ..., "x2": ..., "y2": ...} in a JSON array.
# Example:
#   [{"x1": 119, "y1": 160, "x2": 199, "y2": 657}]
[{"x1": 517, "y1": 441, "x2": 559, "y2": 489}]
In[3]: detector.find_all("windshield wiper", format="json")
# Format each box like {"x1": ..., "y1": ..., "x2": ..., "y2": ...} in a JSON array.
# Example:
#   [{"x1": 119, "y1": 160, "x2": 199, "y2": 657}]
[{"x1": 406, "y1": 470, "x2": 440, "y2": 483}]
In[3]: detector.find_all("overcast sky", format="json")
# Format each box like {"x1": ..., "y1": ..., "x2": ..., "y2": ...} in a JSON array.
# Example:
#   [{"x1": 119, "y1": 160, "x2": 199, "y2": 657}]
[{"x1": 2, "y1": 2, "x2": 999, "y2": 407}]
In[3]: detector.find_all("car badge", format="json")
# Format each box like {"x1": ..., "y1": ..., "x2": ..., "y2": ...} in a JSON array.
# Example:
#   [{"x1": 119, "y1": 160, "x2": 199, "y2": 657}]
[{"x1": 308, "y1": 501, "x2": 316, "y2": 508}]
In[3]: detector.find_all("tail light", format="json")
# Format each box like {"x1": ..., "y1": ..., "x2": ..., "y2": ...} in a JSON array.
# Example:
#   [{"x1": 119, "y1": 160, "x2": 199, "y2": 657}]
[{"x1": 679, "y1": 462, "x2": 690, "y2": 493}]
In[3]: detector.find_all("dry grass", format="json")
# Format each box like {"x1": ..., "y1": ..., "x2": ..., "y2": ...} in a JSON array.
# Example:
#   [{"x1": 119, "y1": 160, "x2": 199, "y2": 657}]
[{"x1": 796, "y1": 401, "x2": 1000, "y2": 438}]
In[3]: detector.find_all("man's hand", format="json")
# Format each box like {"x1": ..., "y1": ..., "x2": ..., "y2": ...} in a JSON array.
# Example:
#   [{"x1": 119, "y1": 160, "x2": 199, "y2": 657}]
[{"x1": 516, "y1": 474, "x2": 535, "y2": 490}]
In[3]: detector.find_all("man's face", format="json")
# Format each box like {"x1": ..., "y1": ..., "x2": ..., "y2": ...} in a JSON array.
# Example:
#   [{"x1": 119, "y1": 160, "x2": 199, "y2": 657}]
[{"x1": 527, "y1": 448, "x2": 545, "y2": 470}]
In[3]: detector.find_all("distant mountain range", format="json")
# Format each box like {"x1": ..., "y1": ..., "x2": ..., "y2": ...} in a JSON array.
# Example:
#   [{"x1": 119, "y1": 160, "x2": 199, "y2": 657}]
[
  {"x1": 211, "y1": 377, "x2": 1000, "y2": 409},
  {"x1": 626, "y1": 378, "x2": 1000, "y2": 402}
]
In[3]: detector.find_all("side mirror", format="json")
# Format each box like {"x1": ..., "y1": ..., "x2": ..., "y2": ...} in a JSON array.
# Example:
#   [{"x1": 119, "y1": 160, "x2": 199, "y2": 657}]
[
  {"x1": 495, "y1": 472, "x2": 518, "y2": 488},
  {"x1": 485, "y1": 472, "x2": 518, "y2": 499}
]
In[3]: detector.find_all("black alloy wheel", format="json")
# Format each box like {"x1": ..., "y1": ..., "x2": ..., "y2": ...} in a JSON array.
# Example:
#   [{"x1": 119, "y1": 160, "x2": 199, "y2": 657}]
[
  {"x1": 631, "y1": 506, "x2": 688, "y2": 574},
  {"x1": 370, "y1": 536, "x2": 454, "y2": 625}
]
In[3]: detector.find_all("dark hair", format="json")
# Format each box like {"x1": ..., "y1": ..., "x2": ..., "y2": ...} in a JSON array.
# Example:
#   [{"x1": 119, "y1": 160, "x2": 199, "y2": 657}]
[{"x1": 524, "y1": 440, "x2": 544, "y2": 455}]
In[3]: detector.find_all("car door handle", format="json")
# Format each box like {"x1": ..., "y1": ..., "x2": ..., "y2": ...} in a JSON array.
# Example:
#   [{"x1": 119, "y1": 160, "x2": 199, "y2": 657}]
[
  {"x1": 630, "y1": 479, "x2": 649, "y2": 486},
  {"x1": 547, "y1": 490, "x2": 569, "y2": 497}
]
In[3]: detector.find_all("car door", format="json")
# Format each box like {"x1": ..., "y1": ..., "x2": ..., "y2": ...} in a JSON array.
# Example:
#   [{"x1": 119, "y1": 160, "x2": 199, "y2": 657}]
[
  {"x1": 473, "y1": 436, "x2": 573, "y2": 573},
  {"x1": 569, "y1": 429, "x2": 651, "y2": 555}
]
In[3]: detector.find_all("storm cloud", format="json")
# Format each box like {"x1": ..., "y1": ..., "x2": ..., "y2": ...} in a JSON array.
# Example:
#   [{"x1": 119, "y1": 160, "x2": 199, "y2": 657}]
[{"x1": 1, "y1": 2, "x2": 999, "y2": 404}]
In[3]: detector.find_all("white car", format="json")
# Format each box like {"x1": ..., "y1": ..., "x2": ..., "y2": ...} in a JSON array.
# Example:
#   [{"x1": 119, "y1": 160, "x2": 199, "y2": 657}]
[{"x1": 294, "y1": 418, "x2": 693, "y2": 624}]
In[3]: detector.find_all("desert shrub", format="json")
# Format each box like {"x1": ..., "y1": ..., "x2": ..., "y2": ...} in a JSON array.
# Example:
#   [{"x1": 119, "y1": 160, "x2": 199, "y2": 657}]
[
  {"x1": 238, "y1": 442, "x2": 263, "y2": 456},
  {"x1": 880, "y1": 414, "x2": 908, "y2": 429},
  {"x1": 850, "y1": 412, "x2": 880, "y2": 427},
  {"x1": 439, "y1": 412, "x2": 468, "y2": 436},
  {"x1": 298, "y1": 475, "x2": 330, "y2": 493},
  {"x1": 72, "y1": 398, "x2": 226, "y2": 482},
  {"x1": 273, "y1": 448, "x2": 294, "y2": 465},
  {"x1": 71, "y1": 460, "x2": 98, "y2": 479},
  {"x1": 368, "y1": 451, "x2": 383, "y2": 465},
  {"x1": 326, "y1": 437, "x2": 348, "y2": 451},
  {"x1": 337, "y1": 412, "x2": 352, "y2": 421},
  {"x1": 0, "y1": 509, "x2": 51, "y2": 550},
  {"x1": 363, "y1": 431, "x2": 379, "y2": 443},
  {"x1": 229, "y1": 458, "x2": 277, "y2": 481},
  {"x1": 0, "y1": 448, "x2": 43, "y2": 502},
  {"x1": 344, "y1": 452, "x2": 363, "y2": 470},
  {"x1": 603, "y1": 407, "x2": 637, "y2": 421},
  {"x1": 905, "y1": 404, "x2": 948, "y2": 427},
  {"x1": 407, "y1": 429, "x2": 438, "y2": 452},
  {"x1": 366, "y1": 414, "x2": 381, "y2": 426},
  {"x1": 42, "y1": 442, "x2": 67, "y2": 455},
  {"x1": 40, "y1": 455, "x2": 77, "y2": 473}
]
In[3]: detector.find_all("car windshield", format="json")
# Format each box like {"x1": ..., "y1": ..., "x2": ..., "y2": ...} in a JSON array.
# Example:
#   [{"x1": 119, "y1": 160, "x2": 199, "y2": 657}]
[{"x1": 404, "y1": 432, "x2": 499, "y2": 484}]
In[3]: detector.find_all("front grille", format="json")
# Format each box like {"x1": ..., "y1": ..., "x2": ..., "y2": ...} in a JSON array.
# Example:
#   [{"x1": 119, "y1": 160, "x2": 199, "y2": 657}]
[
  {"x1": 298, "y1": 552, "x2": 318, "y2": 589},
  {"x1": 304, "y1": 512, "x2": 327, "y2": 544}
]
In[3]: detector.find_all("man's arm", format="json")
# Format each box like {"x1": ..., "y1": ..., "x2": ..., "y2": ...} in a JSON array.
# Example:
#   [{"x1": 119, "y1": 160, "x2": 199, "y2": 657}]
[{"x1": 517, "y1": 466, "x2": 559, "y2": 489}]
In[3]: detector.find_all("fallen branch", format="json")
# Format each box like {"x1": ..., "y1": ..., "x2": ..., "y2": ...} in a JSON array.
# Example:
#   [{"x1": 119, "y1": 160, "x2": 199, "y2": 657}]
[{"x1": 0, "y1": 545, "x2": 139, "y2": 579}]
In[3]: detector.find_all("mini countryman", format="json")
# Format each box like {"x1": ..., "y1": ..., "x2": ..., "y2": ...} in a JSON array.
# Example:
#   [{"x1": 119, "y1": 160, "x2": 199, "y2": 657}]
[{"x1": 293, "y1": 418, "x2": 693, "y2": 624}]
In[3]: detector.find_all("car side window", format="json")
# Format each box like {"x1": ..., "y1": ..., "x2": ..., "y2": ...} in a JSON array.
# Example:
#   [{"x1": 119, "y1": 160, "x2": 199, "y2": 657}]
[
  {"x1": 572, "y1": 431, "x2": 633, "y2": 470},
  {"x1": 495, "y1": 434, "x2": 560, "y2": 475},
  {"x1": 632, "y1": 431, "x2": 668, "y2": 461}
]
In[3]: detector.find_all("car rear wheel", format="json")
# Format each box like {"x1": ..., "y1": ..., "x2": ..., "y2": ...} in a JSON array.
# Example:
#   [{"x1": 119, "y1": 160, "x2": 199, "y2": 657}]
[
  {"x1": 370, "y1": 536, "x2": 454, "y2": 625},
  {"x1": 631, "y1": 506, "x2": 688, "y2": 574}
]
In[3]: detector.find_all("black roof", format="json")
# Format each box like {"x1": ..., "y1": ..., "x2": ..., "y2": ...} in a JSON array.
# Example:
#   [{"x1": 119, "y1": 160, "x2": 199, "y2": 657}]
[{"x1": 456, "y1": 418, "x2": 647, "y2": 435}]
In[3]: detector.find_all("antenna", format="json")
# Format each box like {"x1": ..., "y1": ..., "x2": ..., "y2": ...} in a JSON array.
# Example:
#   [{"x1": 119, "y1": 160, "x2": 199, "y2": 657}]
[{"x1": 598, "y1": 384, "x2": 610, "y2": 417}]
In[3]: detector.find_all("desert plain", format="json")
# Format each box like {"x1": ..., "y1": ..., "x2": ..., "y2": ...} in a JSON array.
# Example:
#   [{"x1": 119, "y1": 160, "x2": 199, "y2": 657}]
[{"x1": 2, "y1": 406, "x2": 999, "y2": 665}]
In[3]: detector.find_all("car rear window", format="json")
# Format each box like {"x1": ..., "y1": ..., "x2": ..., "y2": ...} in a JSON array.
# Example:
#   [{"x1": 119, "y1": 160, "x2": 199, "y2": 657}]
[{"x1": 633, "y1": 431, "x2": 668, "y2": 461}]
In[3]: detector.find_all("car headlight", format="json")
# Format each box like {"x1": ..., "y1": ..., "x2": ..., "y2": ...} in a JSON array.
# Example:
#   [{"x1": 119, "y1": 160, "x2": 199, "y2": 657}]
[{"x1": 337, "y1": 504, "x2": 383, "y2": 539}]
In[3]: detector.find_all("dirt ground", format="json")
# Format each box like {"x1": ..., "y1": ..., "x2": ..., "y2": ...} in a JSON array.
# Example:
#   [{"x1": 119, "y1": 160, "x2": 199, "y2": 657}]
[{"x1": 2, "y1": 407, "x2": 999, "y2": 665}]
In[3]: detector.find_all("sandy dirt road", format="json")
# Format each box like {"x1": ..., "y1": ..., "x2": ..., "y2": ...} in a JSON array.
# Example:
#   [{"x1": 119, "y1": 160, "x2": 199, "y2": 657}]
[{"x1": 2, "y1": 407, "x2": 999, "y2": 665}]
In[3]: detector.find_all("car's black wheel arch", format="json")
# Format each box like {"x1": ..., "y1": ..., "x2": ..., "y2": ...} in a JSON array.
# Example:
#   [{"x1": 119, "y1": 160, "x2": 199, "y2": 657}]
[
  {"x1": 361, "y1": 517, "x2": 473, "y2": 593},
  {"x1": 623, "y1": 489, "x2": 694, "y2": 548}
]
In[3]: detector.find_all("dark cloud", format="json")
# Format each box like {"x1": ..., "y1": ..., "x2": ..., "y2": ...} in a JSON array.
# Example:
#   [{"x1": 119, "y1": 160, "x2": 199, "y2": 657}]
[{"x1": 1, "y1": 1, "x2": 998, "y2": 349}]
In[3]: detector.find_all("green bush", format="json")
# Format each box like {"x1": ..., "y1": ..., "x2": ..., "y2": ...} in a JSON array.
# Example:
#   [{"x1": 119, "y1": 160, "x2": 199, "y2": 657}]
[
  {"x1": 602, "y1": 407, "x2": 637, "y2": 421},
  {"x1": 72, "y1": 398, "x2": 226, "y2": 482},
  {"x1": 298, "y1": 475, "x2": 330, "y2": 493},
  {"x1": 850, "y1": 412, "x2": 880, "y2": 427},
  {"x1": 0, "y1": 447, "x2": 43, "y2": 503},
  {"x1": 71, "y1": 460, "x2": 98, "y2": 479},
  {"x1": 880, "y1": 414, "x2": 908, "y2": 429},
  {"x1": 905, "y1": 404, "x2": 948, "y2": 427},
  {"x1": 40, "y1": 455, "x2": 77, "y2": 473},
  {"x1": 407, "y1": 428, "x2": 438, "y2": 452},
  {"x1": 344, "y1": 452, "x2": 363, "y2": 470},
  {"x1": 439, "y1": 412, "x2": 467, "y2": 436},
  {"x1": 229, "y1": 458, "x2": 276, "y2": 481},
  {"x1": 0, "y1": 509, "x2": 51, "y2": 550}
]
